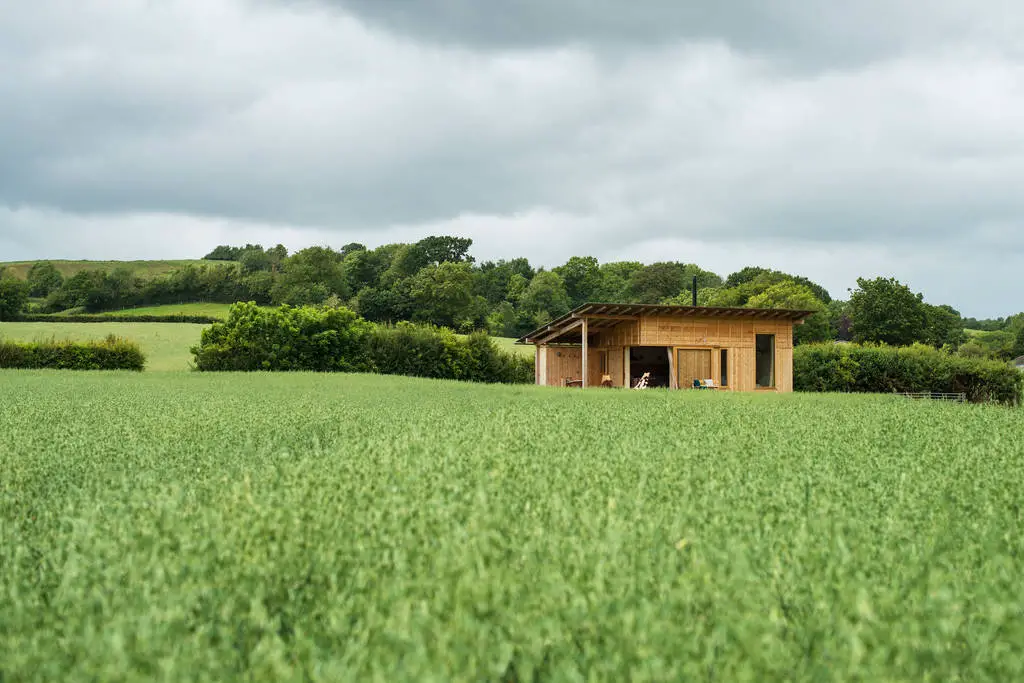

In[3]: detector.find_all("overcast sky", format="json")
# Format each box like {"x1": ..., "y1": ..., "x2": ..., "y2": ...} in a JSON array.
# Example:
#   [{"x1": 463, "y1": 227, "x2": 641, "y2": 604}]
[{"x1": 2, "y1": 1, "x2": 1022, "y2": 317}]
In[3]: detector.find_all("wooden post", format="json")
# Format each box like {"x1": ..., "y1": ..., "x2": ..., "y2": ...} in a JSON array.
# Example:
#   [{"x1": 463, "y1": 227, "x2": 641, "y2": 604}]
[
  {"x1": 624, "y1": 346, "x2": 631, "y2": 387},
  {"x1": 581, "y1": 318, "x2": 589, "y2": 388},
  {"x1": 535, "y1": 346, "x2": 541, "y2": 385}
]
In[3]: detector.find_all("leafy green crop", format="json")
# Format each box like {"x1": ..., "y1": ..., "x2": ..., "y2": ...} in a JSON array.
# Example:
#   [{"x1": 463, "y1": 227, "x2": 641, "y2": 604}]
[{"x1": 2, "y1": 371, "x2": 1022, "y2": 681}]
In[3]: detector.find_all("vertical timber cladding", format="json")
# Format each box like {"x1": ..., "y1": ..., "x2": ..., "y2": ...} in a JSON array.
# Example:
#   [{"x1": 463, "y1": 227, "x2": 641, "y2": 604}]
[
  {"x1": 531, "y1": 313, "x2": 799, "y2": 391},
  {"x1": 635, "y1": 316, "x2": 796, "y2": 392},
  {"x1": 539, "y1": 346, "x2": 583, "y2": 387}
]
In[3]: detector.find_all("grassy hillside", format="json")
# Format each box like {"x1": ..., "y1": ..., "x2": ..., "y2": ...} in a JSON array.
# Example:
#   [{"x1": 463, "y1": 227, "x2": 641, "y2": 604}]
[
  {"x1": 0, "y1": 322, "x2": 205, "y2": 372},
  {"x1": 0, "y1": 259, "x2": 222, "y2": 280},
  {"x1": 1, "y1": 373, "x2": 1021, "y2": 680}
]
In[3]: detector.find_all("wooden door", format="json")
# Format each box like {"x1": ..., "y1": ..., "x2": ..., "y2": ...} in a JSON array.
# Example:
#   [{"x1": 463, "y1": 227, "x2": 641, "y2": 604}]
[{"x1": 677, "y1": 349, "x2": 712, "y2": 388}]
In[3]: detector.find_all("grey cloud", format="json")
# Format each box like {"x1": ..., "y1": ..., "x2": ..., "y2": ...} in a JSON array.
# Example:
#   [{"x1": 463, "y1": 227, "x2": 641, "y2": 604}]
[
  {"x1": 314, "y1": 0, "x2": 1024, "y2": 65},
  {"x1": 1, "y1": 0, "x2": 1023, "y2": 316}
]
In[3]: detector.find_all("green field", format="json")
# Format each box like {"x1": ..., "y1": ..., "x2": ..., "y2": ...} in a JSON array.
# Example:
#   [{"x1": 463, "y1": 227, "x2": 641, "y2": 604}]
[
  {"x1": 90, "y1": 302, "x2": 238, "y2": 318},
  {"x1": 2, "y1": 372, "x2": 1022, "y2": 681},
  {"x1": 0, "y1": 322, "x2": 205, "y2": 371},
  {"x1": 0, "y1": 259, "x2": 219, "y2": 280}
]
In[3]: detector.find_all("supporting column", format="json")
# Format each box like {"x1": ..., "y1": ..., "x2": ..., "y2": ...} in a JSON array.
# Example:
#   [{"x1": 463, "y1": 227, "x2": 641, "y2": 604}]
[
  {"x1": 538, "y1": 346, "x2": 548, "y2": 386},
  {"x1": 581, "y1": 318, "x2": 589, "y2": 388}
]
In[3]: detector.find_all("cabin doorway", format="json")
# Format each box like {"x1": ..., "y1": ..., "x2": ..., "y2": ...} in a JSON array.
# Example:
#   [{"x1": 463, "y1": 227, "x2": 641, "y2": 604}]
[
  {"x1": 629, "y1": 346, "x2": 671, "y2": 388},
  {"x1": 677, "y1": 349, "x2": 712, "y2": 389}
]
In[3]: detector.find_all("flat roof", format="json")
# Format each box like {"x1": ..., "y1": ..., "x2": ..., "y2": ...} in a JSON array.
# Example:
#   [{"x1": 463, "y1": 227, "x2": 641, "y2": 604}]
[{"x1": 517, "y1": 302, "x2": 817, "y2": 345}]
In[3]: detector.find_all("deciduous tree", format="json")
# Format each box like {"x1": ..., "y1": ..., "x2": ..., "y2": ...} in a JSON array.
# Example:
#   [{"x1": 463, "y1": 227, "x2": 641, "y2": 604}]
[
  {"x1": 849, "y1": 277, "x2": 926, "y2": 346},
  {"x1": 747, "y1": 281, "x2": 833, "y2": 344},
  {"x1": 0, "y1": 276, "x2": 29, "y2": 320},
  {"x1": 27, "y1": 261, "x2": 64, "y2": 297}
]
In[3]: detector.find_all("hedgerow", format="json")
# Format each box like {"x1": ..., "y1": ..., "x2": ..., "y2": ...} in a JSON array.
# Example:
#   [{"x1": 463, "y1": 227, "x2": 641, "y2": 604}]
[
  {"x1": 794, "y1": 343, "x2": 1022, "y2": 405},
  {"x1": 0, "y1": 335, "x2": 145, "y2": 370},
  {"x1": 15, "y1": 313, "x2": 221, "y2": 324},
  {"x1": 192, "y1": 302, "x2": 534, "y2": 384},
  {"x1": 365, "y1": 323, "x2": 534, "y2": 384}
]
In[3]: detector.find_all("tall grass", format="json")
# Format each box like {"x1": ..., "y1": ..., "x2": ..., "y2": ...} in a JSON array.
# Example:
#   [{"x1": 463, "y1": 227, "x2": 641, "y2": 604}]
[{"x1": 2, "y1": 373, "x2": 1022, "y2": 681}]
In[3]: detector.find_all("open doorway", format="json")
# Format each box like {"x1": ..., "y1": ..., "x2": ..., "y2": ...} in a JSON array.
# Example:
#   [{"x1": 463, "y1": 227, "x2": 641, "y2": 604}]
[{"x1": 629, "y1": 346, "x2": 671, "y2": 388}]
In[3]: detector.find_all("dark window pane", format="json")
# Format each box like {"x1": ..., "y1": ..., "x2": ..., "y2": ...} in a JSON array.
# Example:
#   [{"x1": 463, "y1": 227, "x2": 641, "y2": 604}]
[{"x1": 756, "y1": 334, "x2": 775, "y2": 388}]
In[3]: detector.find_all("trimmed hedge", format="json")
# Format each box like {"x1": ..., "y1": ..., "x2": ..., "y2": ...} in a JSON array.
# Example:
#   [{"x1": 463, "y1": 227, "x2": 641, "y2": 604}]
[
  {"x1": 192, "y1": 303, "x2": 534, "y2": 384},
  {"x1": 366, "y1": 323, "x2": 534, "y2": 384},
  {"x1": 15, "y1": 314, "x2": 220, "y2": 324},
  {"x1": 0, "y1": 335, "x2": 146, "y2": 371},
  {"x1": 795, "y1": 343, "x2": 1022, "y2": 406}
]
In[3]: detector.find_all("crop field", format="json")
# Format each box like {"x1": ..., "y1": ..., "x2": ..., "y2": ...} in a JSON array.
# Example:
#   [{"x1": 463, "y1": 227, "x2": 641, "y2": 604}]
[
  {"x1": 0, "y1": 322, "x2": 205, "y2": 371},
  {"x1": 2, "y1": 372, "x2": 1022, "y2": 681}
]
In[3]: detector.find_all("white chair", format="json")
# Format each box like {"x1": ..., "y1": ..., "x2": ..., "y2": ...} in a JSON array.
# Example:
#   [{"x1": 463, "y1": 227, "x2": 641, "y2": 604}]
[{"x1": 703, "y1": 378, "x2": 717, "y2": 390}]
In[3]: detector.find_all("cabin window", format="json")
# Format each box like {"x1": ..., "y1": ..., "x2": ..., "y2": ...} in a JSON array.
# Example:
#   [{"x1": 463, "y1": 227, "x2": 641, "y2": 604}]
[
  {"x1": 599, "y1": 351, "x2": 608, "y2": 375},
  {"x1": 755, "y1": 334, "x2": 775, "y2": 388},
  {"x1": 720, "y1": 349, "x2": 729, "y2": 387}
]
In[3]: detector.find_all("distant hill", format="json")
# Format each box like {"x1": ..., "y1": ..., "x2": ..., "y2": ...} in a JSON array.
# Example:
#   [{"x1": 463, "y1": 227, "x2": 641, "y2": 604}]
[{"x1": 0, "y1": 259, "x2": 224, "y2": 280}]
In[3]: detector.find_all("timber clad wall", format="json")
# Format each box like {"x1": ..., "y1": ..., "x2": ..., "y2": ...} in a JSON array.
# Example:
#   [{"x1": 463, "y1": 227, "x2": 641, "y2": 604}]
[{"x1": 536, "y1": 315, "x2": 795, "y2": 392}]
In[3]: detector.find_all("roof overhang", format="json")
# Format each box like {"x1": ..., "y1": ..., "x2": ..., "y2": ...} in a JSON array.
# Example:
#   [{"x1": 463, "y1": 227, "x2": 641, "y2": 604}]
[{"x1": 516, "y1": 302, "x2": 818, "y2": 345}]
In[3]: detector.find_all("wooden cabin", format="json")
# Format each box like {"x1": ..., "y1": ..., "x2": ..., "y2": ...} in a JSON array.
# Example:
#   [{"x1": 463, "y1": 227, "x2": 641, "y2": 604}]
[{"x1": 517, "y1": 303, "x2": 816, "y2": 392}]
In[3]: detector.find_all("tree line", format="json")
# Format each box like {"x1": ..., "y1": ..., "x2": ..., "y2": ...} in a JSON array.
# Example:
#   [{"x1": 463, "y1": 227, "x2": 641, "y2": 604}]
[{"x1": 2, "y1": 236, "x2": 1022, "y2": 360}]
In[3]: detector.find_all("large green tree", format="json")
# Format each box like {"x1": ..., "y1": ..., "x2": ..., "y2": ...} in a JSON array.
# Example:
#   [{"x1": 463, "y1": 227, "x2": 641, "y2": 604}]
[
  {"x1": 923, "y1": 304, "x2": 965, "y2": 349},
  {"x1": 626, "y1": 262, "x2": 721, "y2": 304},
  {"x1": 0, "y1": 276, "x2": 29, "y2": 320},
  {"x1": 723, "y1": 267, "x2": 832, "y2": 303},
  {"x1": 416, "y1": 236, "x2": 474, "y2": 265},
  {"x1": 848, "y1": 277, "x2": 926, "y2": 346},
  {"x1": 27, "y1": 261, "x2": 64, "y2": 297},
  {"x1": 554, "y1": 256, "x2": 603, "y2": 307},
  {"x1": 272, "y1": 247, "x2": 349, "y2": 305},
  {"x1": 746, "y1": 281, "x2": 833, "y2": 344},
  {"x1": 519, "y1": 271, "x2": 571, "y2": 326},
  {"x1": 594, "y1": 261, "x2": 643, "y2": 302},
  {"x1": 408, "y1": 262, "x2": 478, "y2": 329},
  {"x1": 474, "y1": 258, "x2": 535, "y2": 305}
]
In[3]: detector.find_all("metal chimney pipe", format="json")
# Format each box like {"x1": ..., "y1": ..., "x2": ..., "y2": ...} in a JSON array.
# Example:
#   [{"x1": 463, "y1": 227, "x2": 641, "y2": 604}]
[{"x1": 692, "y1": 275, "x2": 698, "y2": 307}]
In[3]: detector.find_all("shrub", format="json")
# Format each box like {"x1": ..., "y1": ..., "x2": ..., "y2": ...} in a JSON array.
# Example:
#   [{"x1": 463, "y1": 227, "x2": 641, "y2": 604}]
[
  {"x1": 795, "y1": 343, "x2": 1022, "y2": 405},
  {"x1": 192, "y1": 302, "x2": 373, "y2": 372},
  {"x1": 192, "y1": 303, "x2": 535, "y2": 384},
  {"x1": 0, "y1": 335, "x2": 146, "y2": 371}
]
